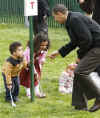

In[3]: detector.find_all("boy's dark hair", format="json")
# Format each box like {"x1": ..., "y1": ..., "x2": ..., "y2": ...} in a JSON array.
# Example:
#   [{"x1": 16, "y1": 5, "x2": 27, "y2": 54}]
[
  {"x1": 9, "y1": 42, "x2": 22, "y2": 54},
  {"x1": 53, "y1": 4, "x2": 68, "y2": 14}
]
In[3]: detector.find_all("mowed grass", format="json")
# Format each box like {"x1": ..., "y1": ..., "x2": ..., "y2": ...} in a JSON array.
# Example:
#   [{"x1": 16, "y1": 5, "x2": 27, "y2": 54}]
[{"x1": 0, "y1": 24, "x2": 99, "y2": 118}]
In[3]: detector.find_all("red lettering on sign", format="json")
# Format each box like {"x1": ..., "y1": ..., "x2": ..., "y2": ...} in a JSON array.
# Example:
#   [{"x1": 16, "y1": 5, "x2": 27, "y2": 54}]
[{"x1": 30, "y1": 2, "x2": 35, "y2": 9}]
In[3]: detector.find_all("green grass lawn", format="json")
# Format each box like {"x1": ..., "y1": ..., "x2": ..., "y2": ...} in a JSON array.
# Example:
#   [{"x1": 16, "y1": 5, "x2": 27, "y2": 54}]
[{"x1": 0, "y1": 24, "x2": 99, "y2": 118}]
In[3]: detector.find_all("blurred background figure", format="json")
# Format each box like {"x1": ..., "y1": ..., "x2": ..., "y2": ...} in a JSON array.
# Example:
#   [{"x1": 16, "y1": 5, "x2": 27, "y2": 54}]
[
  {"x1": 59, "y1": 63, "x2": 77, "y2": 94},
  {"x1": 92, "y1": 0, "x2": 100, "y2": 25},
  {"x1": 33, "y1": 0, "x2": 51, "y2": 36},
  {"x1": 77, "y1": 0, "x2": 95, "y2": 17}
]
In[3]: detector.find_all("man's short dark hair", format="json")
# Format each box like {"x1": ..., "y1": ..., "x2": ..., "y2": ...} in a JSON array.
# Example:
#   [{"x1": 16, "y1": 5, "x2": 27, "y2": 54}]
[
  {"x1": 53, "y1": 4, "x2": 68, "y2": 14},
  {"x1": 9, "y1": 42, "x2": 22, "y2": 54}
]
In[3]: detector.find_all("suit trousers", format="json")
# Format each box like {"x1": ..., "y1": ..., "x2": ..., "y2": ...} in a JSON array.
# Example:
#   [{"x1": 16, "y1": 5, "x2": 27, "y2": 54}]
[{"x1": 72, "y1": 48, "x2": 100, "y2": 107}]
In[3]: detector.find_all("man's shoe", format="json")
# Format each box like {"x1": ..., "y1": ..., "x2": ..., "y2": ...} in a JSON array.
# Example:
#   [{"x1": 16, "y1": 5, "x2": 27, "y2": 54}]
[
  {"x1": 75, "y1": 106, "x2": 88, "y2": 111},
  {"x1": 5, "y1": 99, "x2": 11, "y2": 103},
  {"x1": 89, "y1": 103, "x2": 100, "y2": 112}
]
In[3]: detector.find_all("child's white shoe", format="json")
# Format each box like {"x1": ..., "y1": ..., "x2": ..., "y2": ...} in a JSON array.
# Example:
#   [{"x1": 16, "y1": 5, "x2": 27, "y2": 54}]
[
  {"x1": 26, "y1": 94, "x2": 31, "y2": 99},
  {"x1": 25, "y1": 88, "x2": 31, "y2": 99},
  {"x1": 35, "y1": 84, "x2": 46, "y2": 98}
]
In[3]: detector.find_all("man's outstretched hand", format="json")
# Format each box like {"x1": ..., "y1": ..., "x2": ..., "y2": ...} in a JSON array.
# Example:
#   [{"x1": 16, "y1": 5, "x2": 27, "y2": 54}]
[{"x1": 48, "y1": 50, "x2": 60, "y2": 59}]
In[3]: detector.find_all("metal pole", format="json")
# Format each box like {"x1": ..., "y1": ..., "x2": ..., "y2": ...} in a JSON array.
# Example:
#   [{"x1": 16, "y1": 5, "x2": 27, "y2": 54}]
[{"x1": 29, "y1": 16, "x2": 34, "y2": 101}]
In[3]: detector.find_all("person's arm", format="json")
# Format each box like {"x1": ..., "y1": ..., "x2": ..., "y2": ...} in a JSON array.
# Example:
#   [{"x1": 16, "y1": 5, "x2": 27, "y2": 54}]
[
  {"x1": 3, "y1": 62, "x2": 13, "y2": 89},
  {"x1": 22, "y1": 58, "x2": 28, "y2": 69},
  {"x1": 49, "y1": 41, "x2": 77, "y2": 59},
  {"x1": 58, "y1": 42, "x2": 77, "y2": 57}
]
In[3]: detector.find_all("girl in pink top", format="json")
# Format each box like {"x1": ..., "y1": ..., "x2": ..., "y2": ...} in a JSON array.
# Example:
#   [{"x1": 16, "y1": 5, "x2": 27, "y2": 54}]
[{"x1": 20, "y1": 32, "x2": 50, "y2": 98}]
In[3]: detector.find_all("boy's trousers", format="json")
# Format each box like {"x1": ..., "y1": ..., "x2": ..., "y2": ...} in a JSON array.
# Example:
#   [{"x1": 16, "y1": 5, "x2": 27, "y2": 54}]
[{"x1": 2, "y1": 73, "x2": 20, "y2": 101}]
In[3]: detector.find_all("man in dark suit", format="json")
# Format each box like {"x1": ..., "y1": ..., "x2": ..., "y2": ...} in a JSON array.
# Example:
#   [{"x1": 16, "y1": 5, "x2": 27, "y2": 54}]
[{"x1": 49, "y1": 4, "x2": 100, "y2": 112}]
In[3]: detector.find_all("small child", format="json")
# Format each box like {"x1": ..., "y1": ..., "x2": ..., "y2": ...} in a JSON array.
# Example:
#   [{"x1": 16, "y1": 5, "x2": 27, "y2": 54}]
[
  {"x1": 59, "y1": 63, "x2": 77, "y2": 94},
  {"x1": 20, "y1": 32, "x2": 50, "y2": 98},
  {"x1": 2, "y1": 42, "x2": 27, "y2": 103}
]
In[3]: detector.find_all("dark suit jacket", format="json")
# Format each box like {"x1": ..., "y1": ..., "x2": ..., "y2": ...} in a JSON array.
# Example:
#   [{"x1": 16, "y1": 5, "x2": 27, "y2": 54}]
[
  {"x1": 77, "y1": 0, "x2": 95, "y2": 14},
  {"x1": 59, "y1": 12, "x2": 100, "y2": 59},
  {"x1": 92, "y1": 0, "x2": 100, "y2": 25}
]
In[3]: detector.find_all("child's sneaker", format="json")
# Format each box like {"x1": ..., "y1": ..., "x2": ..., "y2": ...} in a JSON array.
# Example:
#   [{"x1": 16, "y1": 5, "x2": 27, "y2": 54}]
[
  {"x1": 26, "y1": 94, "x2": 31, "y2": 99},
  {"x1": 13, "y1": 97, "x2": 19, "y2": 102},
  {"x1": 5, "y1": 99, "x2": 11, "y2": 103},
  {"x1": 35, "y1": 84, "x2": 46, "y2": 98},
  {"x1": 25, "y1": 88, "x2": 31, "y2": 99}
]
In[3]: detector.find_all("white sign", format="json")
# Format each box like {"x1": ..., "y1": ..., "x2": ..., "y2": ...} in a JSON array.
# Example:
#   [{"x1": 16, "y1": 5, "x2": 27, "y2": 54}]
[{"x1": 24, "y1": 0, "x2": 38, "y2": 16}]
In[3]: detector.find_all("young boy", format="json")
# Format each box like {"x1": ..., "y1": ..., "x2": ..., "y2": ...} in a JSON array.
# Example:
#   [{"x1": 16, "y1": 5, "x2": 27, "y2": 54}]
[{"x1": 2, "y1": 42, "x2": 27, "y2": 103}]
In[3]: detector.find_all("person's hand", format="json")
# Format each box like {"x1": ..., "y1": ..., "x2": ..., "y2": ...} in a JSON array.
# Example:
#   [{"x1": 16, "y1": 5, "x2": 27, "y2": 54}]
[
  {"x1": 48, "y1": 50, "x2": 59, "y2": 59},
  {"x1": 76, "y1": 58, "x2": 80, "y2": 64},
  {"x1": 79, "y1": 0, "x2": 85, "y2": 4},
  {"x1": 7, "y1": 84, "x2": 12, "y2": 90},
  {"x1": 43, "y1": 15, "x2": 47, "y2": 20}
]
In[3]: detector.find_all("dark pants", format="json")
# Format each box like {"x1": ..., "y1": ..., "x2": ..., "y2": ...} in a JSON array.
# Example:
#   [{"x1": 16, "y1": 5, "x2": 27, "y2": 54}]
[
  {"x1": 72, "y1": 48, "x2": 100, "y2": 108},
  {"x1": 33, "y1": 16, "x2": 48, "y2": 36},
  {"x1": 2, "y1": 73, "x2": 20, "y2": 101}
]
